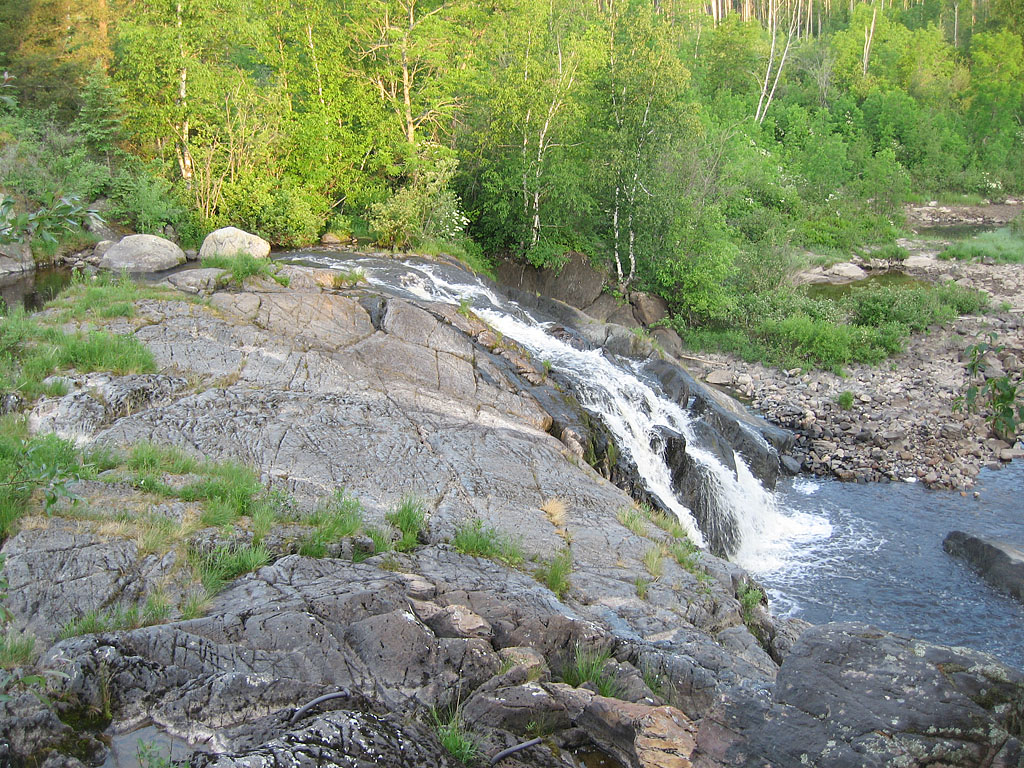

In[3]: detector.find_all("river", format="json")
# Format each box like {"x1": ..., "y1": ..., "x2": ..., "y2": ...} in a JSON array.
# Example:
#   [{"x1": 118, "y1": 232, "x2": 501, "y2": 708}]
[{"x1": 278, "y1": 251, "x2": 1024, "y2": 669}]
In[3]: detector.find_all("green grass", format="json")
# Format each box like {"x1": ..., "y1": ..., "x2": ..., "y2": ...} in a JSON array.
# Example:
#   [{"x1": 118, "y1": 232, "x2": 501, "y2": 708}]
[
  {"x1": 0, "y1": 417, "x2": 99, "y2": 539},
  {"x1": 201, "y1": 252, "x2": 288, "y2": 286},
  {"x1": 191, "y1": 542, "x2": 271, "y2": 595},
  {"x1": 127, "y1": 442, "x2": 199, "y2": 475},
  {"x1": 385, "y1": 496, "x2": 426, "y2": 552},
  {"x1": 642, "y1": 545, "x2": 665, "y2": 580},
  {"x1": 179, "y1": 460, "x2": 261, "y2": 518},
  {"x1": 365, "y1": 526, "x2": 394, "y2": 555},
  {"x1": 561, "y1": 643, "x2": 622, "y2": 697},
  {"x1": 837, "y1": 391, "x2": 855, "y2": 410},
  {"x1": 0, "y1": 630, "x2": 36, "y2": 668},
  {"x1": 332, "y1": 269, "x2": 366, "y2": 288},
  {"x1": 44, "y1": 272, "x2": 183, "y2": 322},
  {"x1": 535, "y1": 548, "x2": 572, "y2": 597},
  {"x1": 452, "y1": 518, "x2": 524, "y2": 566},
  {"x1": 430, "y1": 705, "x2": 479, "y2": 763},
  {"x1": 616, "y1": 507, "x2": 647, "y2": 537},
  {"x1": 635, "y1": 576, "x2": 649, "y2": 599},
  {"x1": 299, "y1": 490, "x2": 364, "y2": 557},
  {"x1": 668, "y1": 537, "x2": 702, "y2": 575},
  {"x1": 0, "y1": 307, "x2": 156, "y2": 400},
  {"x1": 57, "y1": 592, "x2": 173, "y2": 640},
  {"x1": 939, "y1": 227, "x2": 1024, "y2": 264}
]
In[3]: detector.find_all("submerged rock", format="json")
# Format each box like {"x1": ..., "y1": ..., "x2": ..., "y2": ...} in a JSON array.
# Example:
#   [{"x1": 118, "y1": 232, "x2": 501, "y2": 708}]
[{"x1": 944, "y1": 530, "x2": 1024, "y2": 602}]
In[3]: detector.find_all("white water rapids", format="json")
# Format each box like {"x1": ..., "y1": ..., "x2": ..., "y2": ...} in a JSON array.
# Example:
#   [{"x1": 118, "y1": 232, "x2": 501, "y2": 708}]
[{"x1": 287, "y1": 253, "x2": 831, "y2": 564}]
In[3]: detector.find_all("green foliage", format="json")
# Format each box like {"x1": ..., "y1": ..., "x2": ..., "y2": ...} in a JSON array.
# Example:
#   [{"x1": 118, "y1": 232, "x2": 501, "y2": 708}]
[
  {"x1": 535, "y1": 548, "x2": 572, "y2": 597},
  {"x1": 634, "y1": 576, "x2": 649, "y2": 599},
  {"x1": 179, "y1": 460, "x2": 262, "y2": 518},
  {"x1": 300, "y1": 491, "x2": 364, "y2": 557},
  {"x1": 0, "y1": 418, "x2": 93, "y2": 539},
  {"x1": 956, "y1": 334, "x2": 1024, "y2": 441},
  {"x1": 561, "y1": 643, "x2": 621, "y2": 697},
  {"x1": 200, "y1": 253, "x2": 286, "y2": 286},
  {"x1": 737, "y1": 583, "x2": 765, "y2": 627},
  {"x1": 642, "y1": 545, "x2": 665, "y2": 579},
  {"x1": 837, "y1": 391, "x2": 855, "y2": 410},
  {"x1": 616, "y1": 507, "x2": 647, "y2": 537},
  {"x1": 191, "y1": 543, "x2": 272, "y2": 596},
  {"x1": 452, "y1": 518, "x2": 524, "y2": 566},
  {"x1": 430, "y1": 705, "x2": 479, "y2": 764},
  {"x1": 385, "y1": 496, "x2": 427, "y2": 552},
  {"x1": 668, "y1": 537, "x2": 702, "y2": 575},
  {"x1": 57, "y1": 594, "x2": 172, "y2": 640},
  {"x1": 370, "y1": 145, "x2": 468, "y2": 251}
]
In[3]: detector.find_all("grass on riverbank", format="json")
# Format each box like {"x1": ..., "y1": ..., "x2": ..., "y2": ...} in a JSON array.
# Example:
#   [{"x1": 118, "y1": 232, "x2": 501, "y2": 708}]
[
  {"x1": 200, "y1": 252, "x2": 290, "y2": 286},
  {"x1": 939, "y1": 227, "x2": 1024, "y2": 264},
  {"x1": 675, "y1": 280, "x2": 988, "y2": 372}
]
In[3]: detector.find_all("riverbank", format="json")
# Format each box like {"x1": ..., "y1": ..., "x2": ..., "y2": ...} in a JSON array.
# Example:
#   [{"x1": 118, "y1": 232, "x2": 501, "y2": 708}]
[{"x1": 691, "y1": 232, "x2": 1023, "y2": 490}]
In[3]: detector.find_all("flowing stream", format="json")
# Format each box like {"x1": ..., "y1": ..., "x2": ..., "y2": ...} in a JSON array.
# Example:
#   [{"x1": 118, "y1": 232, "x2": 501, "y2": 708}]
[{"x1": 284, "y1": 252, "x2": 1023, "y2": 668}]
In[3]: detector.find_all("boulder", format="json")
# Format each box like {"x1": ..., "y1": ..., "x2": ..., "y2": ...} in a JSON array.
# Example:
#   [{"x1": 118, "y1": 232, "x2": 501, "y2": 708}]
[
  {"x1": 99, "y1": 234, "x2": 186, "y2": 273},
  {"x1": 695, "y1": 623, "x2": 1024, "y2": 768},
  {"x1": 163, "y1": 267, "x2": 229, "y2": 296},
  {"x1": 943, "y1": 530, "x2": 1024, "y2": 602},
  {"x1": 630, "y1": 292, "x2": 669, "y2": 327},
  {"x1": 199, "y1": 227, "x2": 271, "y2": 260},
  {"x1": 0, "y1": 241, "x2": 35, "y2": 275},
  {"x1": 497, "y1": 251, "x2": 606, "y2": 310}
]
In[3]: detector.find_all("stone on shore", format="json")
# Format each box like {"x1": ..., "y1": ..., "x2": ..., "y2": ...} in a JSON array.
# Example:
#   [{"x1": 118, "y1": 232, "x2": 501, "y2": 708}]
[
  {"x1": 199, "y1": 226, "x2": 271, "y2": 260},
  {"x1": 99, "y1": 234, "x2": 186, "y2": 273},
  {"x1": 0, "y1": 241, "x2": 35, "y2": 275}
]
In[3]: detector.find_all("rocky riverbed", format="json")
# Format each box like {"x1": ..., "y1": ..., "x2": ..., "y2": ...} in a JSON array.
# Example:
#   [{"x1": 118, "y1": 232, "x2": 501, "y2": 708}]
[{"x1": 2, "y1": 254, "x2": 1022, "y2": 768}]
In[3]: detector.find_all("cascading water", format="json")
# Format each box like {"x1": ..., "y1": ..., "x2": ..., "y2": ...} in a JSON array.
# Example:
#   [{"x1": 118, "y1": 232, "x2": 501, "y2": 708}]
[{"x1": 286, "y1": 252, "x2": 796, "y2": 557}]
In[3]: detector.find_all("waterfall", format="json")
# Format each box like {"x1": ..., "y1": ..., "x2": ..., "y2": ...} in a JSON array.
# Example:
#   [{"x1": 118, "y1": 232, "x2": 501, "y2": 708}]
[{"x1": 285, "y1": 253, "x2": 789, "y2": 558}]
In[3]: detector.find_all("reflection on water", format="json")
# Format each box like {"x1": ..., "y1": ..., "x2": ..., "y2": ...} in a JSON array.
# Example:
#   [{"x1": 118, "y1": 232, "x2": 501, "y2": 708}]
[
  {"x1": 0, "y1": 267, "x2": 73, "y2": 312},
  {"x1": 750, "y1": 463, "x2": 1024, "y2": 669}
]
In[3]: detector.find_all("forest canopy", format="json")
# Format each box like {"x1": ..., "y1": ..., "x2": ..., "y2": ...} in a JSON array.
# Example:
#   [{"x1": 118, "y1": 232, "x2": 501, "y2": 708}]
[{"x1": 1, "y1": 0, "x2": 1022, "y2": 321}]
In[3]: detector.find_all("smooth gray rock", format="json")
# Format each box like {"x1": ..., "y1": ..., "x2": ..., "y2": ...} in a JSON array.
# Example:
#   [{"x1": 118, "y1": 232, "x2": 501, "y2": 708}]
[
  {"x1": 99, "y1": 234, "x2": 186, "y2": 273},
  {"x1": 199, "y1": 227, "x2": 271, "y2": 260},
  {"x1": 0, "y1": 241, "x2": 35, "y2": 275},
  {"x1": 163, "y1": 267, "x2": 228, "y2": 295},
  {"x1": 944, "y1": 530, "x2": 1024, "y2": 602}
]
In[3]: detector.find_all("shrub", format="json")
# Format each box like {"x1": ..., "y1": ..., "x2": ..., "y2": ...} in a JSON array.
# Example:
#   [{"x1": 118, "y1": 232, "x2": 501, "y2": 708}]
[{"x1": 837, "y1": 391, "x2": 855, "y2": 410}]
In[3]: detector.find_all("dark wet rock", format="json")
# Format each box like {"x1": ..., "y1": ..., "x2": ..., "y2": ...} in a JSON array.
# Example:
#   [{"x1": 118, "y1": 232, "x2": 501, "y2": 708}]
[
  {"x1": 694, "y1": 623, "x2": 1024, "y2": 768},
  {"x1": 497, "y1": 252, "x2": 606, "y2": 310},
  {"x1": 944, "y1": 530, "x2": 1024, "y2": 602},
  {"x1": 629, "y1": 292, "x2": 669, "y2": 327},
  {"x1": 193, "y1": 711, "x2": 456, "y2": 768}
]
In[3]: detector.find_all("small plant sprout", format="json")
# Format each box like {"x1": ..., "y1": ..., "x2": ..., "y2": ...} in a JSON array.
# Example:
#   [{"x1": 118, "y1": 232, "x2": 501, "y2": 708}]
[{"x1": 837, "y1": 391, "x2": 855, "y2": 410}]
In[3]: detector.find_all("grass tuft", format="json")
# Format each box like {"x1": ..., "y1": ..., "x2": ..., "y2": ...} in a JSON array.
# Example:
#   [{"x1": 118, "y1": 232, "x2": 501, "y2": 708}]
[
  {"x1": 616, "y1": 507, "x2": 647, "y2": 537},
  {"x1": 452, "y1": 518, "x2": 524, "y2": 566},
  {"x1": 535, "y1": 548, "x2": 572, "y2": 597},
  {"x1": 430, "y1": 705, "x2": 479, "y2": 763},
  {"x1": 385, "y1": 496, "x2": 426, "y2": 552}
]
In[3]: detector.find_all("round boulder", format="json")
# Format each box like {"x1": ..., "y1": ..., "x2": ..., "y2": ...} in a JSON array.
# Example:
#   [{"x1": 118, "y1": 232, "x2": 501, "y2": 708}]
[
  {"x1": 98, "y1": 234, "x2": 186, "y2": 273},
  {"x1": 199, "y1": 227, "x2": 271, "y2": 260}
]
